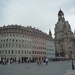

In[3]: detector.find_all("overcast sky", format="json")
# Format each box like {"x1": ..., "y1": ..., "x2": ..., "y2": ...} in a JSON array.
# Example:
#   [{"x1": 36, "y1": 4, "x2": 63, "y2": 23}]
[{"x1": 0, "y1": 0, "x2": 75, "y2": 38}]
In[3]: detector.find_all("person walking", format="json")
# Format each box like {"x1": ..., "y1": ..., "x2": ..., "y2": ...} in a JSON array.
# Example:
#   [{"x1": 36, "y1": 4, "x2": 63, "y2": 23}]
[
  {"x1": 45, "y1": 58, "x2": 48, "y2": 65},
  {"x1": 36, "y1": 60, "x2": 39, "y2": 65},
  {"x1": 38, "y1": 59, "x2": 42, "y2": 66},
  {"x1": 2, "y1": 59, "x2": 5, "y2": 65}
]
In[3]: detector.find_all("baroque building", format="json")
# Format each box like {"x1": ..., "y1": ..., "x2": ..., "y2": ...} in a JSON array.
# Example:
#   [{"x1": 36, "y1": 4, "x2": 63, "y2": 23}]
[
  {"x1": 0, "y1": 25, "x2": 55, "y2": 62},
  {"x1": 54, "y1": 9, "x2": 75, "y2": 59}
]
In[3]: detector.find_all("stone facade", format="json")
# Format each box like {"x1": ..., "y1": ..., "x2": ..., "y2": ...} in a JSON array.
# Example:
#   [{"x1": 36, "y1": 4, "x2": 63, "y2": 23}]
[{"x1": 54, "y1": 9, "x2": 75, "y2": 59}]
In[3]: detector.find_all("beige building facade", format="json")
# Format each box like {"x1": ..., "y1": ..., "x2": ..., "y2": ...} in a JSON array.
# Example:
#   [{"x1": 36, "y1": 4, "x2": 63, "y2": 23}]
[
  {"x1": 0, "y1": 25, "x2": 33, "y2": 62},
  {"x1": 0, "y1": 25, "x2": 54, "y2": 62},
  {"x1": 54, "y1": 9, "x2": 75, "y2": 59}
]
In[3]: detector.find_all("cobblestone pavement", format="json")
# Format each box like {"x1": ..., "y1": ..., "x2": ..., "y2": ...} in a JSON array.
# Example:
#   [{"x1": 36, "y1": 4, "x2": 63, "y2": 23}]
[{"x1": 0, "y1": 60, "x2": 75, "y2": 75}]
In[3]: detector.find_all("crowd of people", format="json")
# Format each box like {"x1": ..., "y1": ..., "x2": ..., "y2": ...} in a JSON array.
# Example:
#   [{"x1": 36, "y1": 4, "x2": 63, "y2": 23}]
[
  {"x1": 0, "y1": 57, "x2": 49, "y2": 66},
  {"x1": 36, "y1": 58, "x2": 48, "y2": 66},
  {"x1": 0, "y1": 58, "x2": 12, "y2": 65}
]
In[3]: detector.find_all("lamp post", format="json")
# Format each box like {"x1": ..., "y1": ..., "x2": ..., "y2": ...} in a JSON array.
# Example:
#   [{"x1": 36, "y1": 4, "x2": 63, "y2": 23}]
[
  {"x1": 70, "y1": 51, "x2": 74, "y2": 70},
  {"x1": 68, "y1": 46, "x2": 74, "y2": 70}
]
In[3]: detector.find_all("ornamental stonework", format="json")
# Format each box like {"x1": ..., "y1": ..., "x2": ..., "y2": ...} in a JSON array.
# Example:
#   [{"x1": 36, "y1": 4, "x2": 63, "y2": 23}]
[{"x1": 54, "y1": 9, "x2": 75, "y2": 59}]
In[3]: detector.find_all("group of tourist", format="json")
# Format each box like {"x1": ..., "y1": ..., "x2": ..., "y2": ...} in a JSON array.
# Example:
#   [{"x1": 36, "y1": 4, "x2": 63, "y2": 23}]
[
  {"x1": 0, "y1": 58, "x2": 12, "y2": 65},
  {"x1": 0, "y1": 58, "x2": 49, "y2": 66},
  {"x1": 36, "y1": 58, "x2": 48, "y2": 66}
]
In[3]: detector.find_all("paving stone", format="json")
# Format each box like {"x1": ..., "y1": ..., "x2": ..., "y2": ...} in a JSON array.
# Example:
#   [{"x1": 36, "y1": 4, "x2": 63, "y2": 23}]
[{"x1": 0, "y1": 61, "x2": 75, "y2": 75}]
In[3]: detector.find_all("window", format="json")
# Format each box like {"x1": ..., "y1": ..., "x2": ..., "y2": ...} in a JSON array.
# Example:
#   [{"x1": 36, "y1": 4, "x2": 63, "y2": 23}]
[
  {"x1": 5, "y1": 50, "x2": 7, "y2": 54},
  {"x1": 35, "y1": 51, "x2": 36, "y2": 54},
  {"x1": 22, "y1": 50, "x2": 23, "y2": 54},
  {"x1": 19, "y1": 40, "x2": 21, "y2": 42},
  {"x1": 8, "y1": 50, "x2": 10, "y2": 54},
  {"x1": 4, "y1": 34, "x2": 6, "y2": 37},
  {"x1": 22, "y1": 40, "x2": 24, "y2": 42},
  {"x1": 6, "y1": 44, "x2": 8, "y2": 48},
  {"x1": 6, "y1": 39, "x2": 8, "y2": 42},
  {"x1": 3, "y1": 44, "x2": 4, "y2": 47},
  {"x1": 29, "y1": 51, "x2": 31, "y2": 54},
  {"x1": 4, "y1": 39, "x2": 5, "y2": 42},
  {"x1": 11, "y1": 50, "x2": 14, "y2": 54},
  {"x1": 18, "y1": 51, "x2": 20, "y2": 54},
  {"x1": 9, "y1": 44, "x2": 11, "y2": 47},
  {"x1": 22, "y1": 35, "x2": 24, "y2": 37},
  {"x1": 27, "y1": 51, "x2": 28, "y2": 54},
  {"x1": 12, "y1": 39, "x2": 14, "y2": 42},
  {"x1": 25, "y1": 36, "x2": 26, "y2": 38},
  {"x1": 13, "y1": 34, "x2": 15, "y2": 37},
  {"x1": 10, "y1": 39, "x2": 11, "y2": 42},
  {"x1": 16, "y1": 34, "x2": 18, "y2": 36},
  {"x1": 74, "y1": 55, "x2": 75, "y2": 58},
  {"x1": 7, "y1": 34, "x2": 8, "y2": 37},
  {"x1": 0, "y1": 45, "x2": 1, "y2": 48},
  {"x1": 0, "y1": 51, "x2": 1, "y2": 54},
  {"x1": 10, "y1": 34, "x2": 12, "y2": 36},
  {"x1": 15, "y1": 51, "x2": 17, "y2": 54},
  {"x1": 12, "y1": 44, "x2": 14, "y2": 47},
  {"x1": 16, "y1": 44, "x2": 17, "y2": 47},
  {"x1": 2, "y1": 51, "x2": 4, "y2": 54},
  {"x1": 1, "y1": 40, "x2": 2, "y2": 42},
  {"x1": 37, "y1": 51, "x2": 38, "y2": 54},
  {"x1": 10, "y1": 29, "x2": 12, "y2": 32},
  {"x1": 33, "y1": 37, "x2": 34, "y2": 39},
  {"x1": 2, "y1": 35, "x2": 3, "y2": 37},
  {"x1": 16, "y1": 40, "x2": 18, "y2": 42},
  {"x1": 19, "y1": 45, "x2": 21, "y2": 48},
  {"x1": 33, "y1": 51, "x2": 34, "y2": 54},
  {"x1": 25, "y1": 51, "x2": 26, "y2": 54},
  {"x1": 22, "y1": 45, "x2": 24, "y2": 48}
]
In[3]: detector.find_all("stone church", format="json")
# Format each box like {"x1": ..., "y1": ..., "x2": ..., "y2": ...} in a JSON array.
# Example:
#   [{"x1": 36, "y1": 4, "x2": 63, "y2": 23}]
[{"x1": 54, "y1": 9, "x2": 75, "y2": 59}]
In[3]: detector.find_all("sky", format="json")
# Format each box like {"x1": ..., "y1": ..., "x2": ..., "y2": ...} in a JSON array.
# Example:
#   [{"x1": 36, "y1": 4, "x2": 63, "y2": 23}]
[{"x1": 0, "y1": 0, "x2": 75, "y2": 38}]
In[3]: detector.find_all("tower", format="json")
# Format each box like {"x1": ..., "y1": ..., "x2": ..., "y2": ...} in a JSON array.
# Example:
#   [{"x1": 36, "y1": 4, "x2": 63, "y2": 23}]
[
  {"x1": 49, "y1": 29, "x2": 52, "y2": 37},
  {"x1": 58, "y1": 9, "x2": 65, "y2": 21},
  {"x1": 54, "y1": 9, "x2": 75, "y2": 59}
]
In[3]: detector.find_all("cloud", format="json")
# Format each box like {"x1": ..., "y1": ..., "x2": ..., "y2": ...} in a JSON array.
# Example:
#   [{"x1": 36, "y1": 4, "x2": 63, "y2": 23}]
[{"x1": 0, "y1": 0, "x2": 75, "y2": 38}]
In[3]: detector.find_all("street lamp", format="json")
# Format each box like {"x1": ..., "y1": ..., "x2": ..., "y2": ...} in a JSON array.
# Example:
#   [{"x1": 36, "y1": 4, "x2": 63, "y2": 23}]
[
  {"x1": 68, "y1": 46, "x2": 74, "y2": 70},
  {"x1": 70, "y1": 51, "x2": 74, "y2": 70}
]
